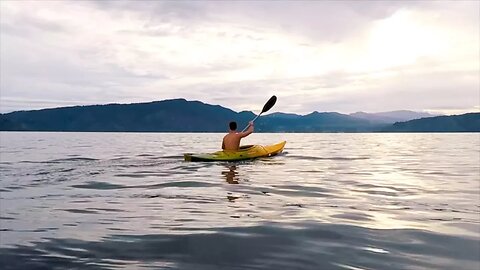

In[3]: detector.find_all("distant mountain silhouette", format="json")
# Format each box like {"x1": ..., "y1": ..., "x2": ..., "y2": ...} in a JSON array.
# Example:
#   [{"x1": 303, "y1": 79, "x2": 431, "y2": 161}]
[
  {"x1": 0, "y1": 99, "x2": 253, "y2": 132},
  {"x1": 0, "y1": 99, "x2": 477, "y2": 132},
  {"x1": 350, "y1": 110, "x2": 438, "y2": 123},
  {"x1": 260, "y1": 111, "x2": 382, "y2": 132},
  {"x1": 382, "y1": 113, "x2": 480, "y2": 132}
]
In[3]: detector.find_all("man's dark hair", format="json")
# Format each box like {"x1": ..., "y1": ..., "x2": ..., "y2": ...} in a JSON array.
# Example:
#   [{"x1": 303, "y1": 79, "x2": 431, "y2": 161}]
[{"x1": 229, "y1": 121, "x2": 237, "y2": 130}]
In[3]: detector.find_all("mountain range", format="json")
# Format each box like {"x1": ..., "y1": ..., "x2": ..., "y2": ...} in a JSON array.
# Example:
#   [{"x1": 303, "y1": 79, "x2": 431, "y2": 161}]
[
  {"x1": 0, "y1": 99, "x2": 478, "y2": 132},
  {"x1": 349, "y1": 111, "x2": 438, "y2": 123}
]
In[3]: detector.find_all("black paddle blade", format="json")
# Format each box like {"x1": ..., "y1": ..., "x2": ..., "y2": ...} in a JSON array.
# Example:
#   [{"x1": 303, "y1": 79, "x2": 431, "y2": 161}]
[{"x1": 261, "y1": 95, "x2": 277, "y2": 113}]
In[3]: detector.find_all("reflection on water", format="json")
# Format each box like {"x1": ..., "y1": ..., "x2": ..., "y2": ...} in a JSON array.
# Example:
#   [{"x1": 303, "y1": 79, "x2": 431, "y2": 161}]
[
  {"x1": 222, "y1": 165, "x2": 239, "y2": 184},
  {"x1": 223, "y1": 165, "x2": 242, "y2": 202},
  {"x1": 0, "y1": 132, "x2": 479, "y2": 270}
]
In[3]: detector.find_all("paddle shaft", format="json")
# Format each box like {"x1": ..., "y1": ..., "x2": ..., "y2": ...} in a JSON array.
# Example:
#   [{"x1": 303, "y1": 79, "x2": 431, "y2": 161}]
[
  {"x1": 240, "y1": 95, "x2": 277, "y2": 133},
  {"x1": 241, "y1": 114, "x2": 261, "y2": 132}
]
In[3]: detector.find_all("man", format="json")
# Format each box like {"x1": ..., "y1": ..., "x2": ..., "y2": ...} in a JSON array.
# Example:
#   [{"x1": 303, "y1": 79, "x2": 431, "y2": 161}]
[{"x1": 222, "y1": 121, "x2": 254, "y2": 151}]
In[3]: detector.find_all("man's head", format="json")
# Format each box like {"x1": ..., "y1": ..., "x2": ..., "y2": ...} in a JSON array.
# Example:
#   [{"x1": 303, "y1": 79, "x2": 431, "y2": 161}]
[{"x1": 229, "y1": 121, "x2": 237, "y2": 131}]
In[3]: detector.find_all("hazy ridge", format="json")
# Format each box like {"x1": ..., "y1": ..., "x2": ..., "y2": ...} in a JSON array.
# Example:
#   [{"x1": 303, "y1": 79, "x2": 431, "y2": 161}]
[{"x1": 0, "y1": 99, "x2": 478, "y2": 132}]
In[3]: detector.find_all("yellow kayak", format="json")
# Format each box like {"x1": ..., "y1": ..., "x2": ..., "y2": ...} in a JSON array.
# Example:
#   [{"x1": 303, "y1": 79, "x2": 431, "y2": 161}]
[{"x1": 184, "y1": 141, "x2": 286, "y2": 162}]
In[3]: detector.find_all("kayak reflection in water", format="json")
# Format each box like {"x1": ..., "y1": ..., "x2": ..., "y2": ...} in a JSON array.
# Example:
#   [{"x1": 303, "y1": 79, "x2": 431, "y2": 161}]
[
  {"x1": 222, "y1": 165, "x2": 239, "y2": 185},
  {"x1": 222, "y1": 121, "x2": 254, "y2": 151}
]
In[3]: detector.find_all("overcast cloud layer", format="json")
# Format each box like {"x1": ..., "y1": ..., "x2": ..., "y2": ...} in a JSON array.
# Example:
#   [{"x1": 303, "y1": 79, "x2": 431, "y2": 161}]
[{"x1": 0, "y1": 0, "x2": 478, "y2": 114}]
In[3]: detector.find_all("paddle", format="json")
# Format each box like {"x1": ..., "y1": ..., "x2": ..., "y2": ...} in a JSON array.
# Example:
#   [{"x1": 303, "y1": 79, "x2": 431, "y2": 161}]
[{"x1": 241, "y1": 95, "x2": 277, "y2": 132}]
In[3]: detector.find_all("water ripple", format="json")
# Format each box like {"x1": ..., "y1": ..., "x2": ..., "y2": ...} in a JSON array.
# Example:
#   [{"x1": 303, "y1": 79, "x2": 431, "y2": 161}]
[
  {"x1": 1, "y1": 222, "x2": 478, "y2": 270},
  {"x1": 1, "y1": 132, "x2": 478, "y2": 270}
]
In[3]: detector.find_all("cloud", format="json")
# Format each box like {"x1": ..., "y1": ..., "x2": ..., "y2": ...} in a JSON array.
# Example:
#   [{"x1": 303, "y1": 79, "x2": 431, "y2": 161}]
[{"x1": 0, "y1": 0, "x2": 478, "y2": 115}]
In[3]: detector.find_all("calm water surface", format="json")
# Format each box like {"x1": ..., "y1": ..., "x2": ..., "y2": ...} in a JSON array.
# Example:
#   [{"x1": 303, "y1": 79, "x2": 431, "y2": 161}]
[{"x1": 0, "y1": 132, "x2": 479, "y2": 270}]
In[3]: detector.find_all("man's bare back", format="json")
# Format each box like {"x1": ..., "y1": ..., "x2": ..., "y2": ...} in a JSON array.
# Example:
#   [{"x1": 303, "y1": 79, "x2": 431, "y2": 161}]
[{"x1": 222, "y1": 121, "x2": 254, "y2": 151}]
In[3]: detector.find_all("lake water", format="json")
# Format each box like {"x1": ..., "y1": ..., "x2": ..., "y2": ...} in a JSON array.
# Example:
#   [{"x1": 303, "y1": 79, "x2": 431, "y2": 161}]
[{"x1": 0, "y1": 132, "x2": 479, "y2": 270}]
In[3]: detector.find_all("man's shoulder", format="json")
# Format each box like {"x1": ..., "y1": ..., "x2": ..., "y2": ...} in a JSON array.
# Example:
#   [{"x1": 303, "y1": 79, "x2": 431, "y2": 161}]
[{"x1": 225, "y1": 132, "x2": 241, "y2": 137}]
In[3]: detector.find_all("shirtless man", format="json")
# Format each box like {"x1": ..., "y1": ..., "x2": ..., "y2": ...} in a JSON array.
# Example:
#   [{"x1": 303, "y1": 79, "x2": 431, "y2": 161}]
[{"x1": 222, "y1": 121, "x2": 254, "y2": 151}]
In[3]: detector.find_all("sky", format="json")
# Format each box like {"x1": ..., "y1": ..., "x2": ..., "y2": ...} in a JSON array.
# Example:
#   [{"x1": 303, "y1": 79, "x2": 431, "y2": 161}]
[{"x1": 0, "y1": 0, "x2": 479, "y2": 115}]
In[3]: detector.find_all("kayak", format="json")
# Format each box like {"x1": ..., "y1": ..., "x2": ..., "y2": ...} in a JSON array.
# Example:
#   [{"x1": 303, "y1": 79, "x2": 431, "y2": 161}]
[{"x1": 184, "y1": 141, "x2": 286, "y2": 162}]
